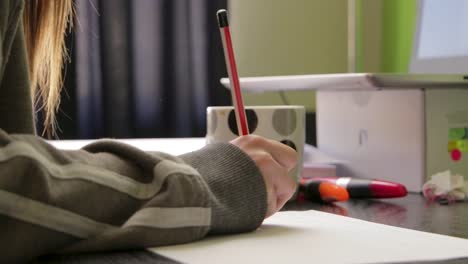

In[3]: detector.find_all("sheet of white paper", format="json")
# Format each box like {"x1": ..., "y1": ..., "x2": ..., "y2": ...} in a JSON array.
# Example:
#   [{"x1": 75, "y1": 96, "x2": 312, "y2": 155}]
[
  {"x1": 151, "y1": 210, "x2": 468, "y2": 264},
  {"x1": 48, "y1": 138, "x2": 206, "y2": 155}
]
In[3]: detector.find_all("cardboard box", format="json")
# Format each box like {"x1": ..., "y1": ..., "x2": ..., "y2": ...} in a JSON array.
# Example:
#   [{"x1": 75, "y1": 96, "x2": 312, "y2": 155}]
[{"x1": 317, "y1": 88, "x2": 468, "y2": 192}]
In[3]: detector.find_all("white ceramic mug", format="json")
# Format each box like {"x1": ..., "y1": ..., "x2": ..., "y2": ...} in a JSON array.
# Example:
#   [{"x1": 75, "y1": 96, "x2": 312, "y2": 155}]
[{"x1": 206, "y1": 105, "x2": 306, "y2": 183}]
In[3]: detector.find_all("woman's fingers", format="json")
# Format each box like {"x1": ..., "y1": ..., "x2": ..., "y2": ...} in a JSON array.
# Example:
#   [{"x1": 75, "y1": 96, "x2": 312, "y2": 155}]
[{"x1": 230, "y1": 135, "x2": 298, "y2": 218}]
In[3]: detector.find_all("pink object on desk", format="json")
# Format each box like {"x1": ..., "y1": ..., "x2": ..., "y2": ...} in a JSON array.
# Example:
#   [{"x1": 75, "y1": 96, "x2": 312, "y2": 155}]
[{"x1": 301, "y1": 163, "x2": 337, "y2": 178}]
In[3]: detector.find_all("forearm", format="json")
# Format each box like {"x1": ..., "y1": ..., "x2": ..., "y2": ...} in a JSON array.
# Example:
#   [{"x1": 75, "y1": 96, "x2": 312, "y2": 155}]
[
  {"x1": 180, "y1": 143, "x2": 267, "y2": 234},
  {"x1": 0, "y1": 129, "x2": 267, "y2": 261}
]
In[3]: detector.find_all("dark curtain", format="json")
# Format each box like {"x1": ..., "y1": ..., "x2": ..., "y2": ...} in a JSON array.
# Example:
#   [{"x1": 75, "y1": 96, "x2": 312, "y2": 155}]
[{"x1": 64, "y1": 0, "x2": 230, "y2": 139}]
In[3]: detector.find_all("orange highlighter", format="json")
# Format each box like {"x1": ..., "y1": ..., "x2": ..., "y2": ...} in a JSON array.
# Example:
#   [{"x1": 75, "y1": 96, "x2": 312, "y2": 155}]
[{"x1": 299, "y1": 178, "x2": 349, "y2": 203}]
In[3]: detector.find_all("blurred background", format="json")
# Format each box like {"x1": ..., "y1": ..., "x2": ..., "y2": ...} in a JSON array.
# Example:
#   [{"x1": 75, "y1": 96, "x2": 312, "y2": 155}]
[{"x1": 56, "y1": 0, "x2": 417, "y2": 141}]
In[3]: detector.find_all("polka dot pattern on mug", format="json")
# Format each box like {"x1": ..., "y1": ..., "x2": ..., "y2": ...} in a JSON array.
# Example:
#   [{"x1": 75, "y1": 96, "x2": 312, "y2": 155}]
[
  {"x1": 228, "y1": 109, "x2": 258, "y2": 136},
  {"x1": 280, "y1": 139, "x2": 297, "y2": 151},
  {"x1": 272, "y1": 108, "x2": 297, "y2": 136}
]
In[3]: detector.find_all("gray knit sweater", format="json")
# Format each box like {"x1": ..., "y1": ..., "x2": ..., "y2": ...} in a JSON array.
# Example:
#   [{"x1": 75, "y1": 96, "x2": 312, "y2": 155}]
[{"x1": 0, "y1": 1, "x2": 267, "y2": 262}]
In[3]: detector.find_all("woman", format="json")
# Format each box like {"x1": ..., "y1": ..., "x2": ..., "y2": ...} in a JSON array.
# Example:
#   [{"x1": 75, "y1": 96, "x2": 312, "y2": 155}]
[{"x1": 0, "y1": 0, "x2": 297, "y2": 261}]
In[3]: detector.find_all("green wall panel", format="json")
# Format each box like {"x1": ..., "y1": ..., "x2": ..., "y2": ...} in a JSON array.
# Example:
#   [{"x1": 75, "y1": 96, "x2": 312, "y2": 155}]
[{"x1": 380, "y1": 0, "x2": 417, "y2": 73}]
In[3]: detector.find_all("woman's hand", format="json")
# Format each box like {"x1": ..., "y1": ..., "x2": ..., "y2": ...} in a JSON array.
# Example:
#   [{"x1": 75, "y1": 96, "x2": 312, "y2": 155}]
[{"x1": 230, "y1": 135, "x2": 298, "y2": 218}]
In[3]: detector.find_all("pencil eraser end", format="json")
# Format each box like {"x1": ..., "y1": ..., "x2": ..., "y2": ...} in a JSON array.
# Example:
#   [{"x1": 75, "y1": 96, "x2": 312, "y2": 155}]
[{"x1": 217, "y1": 9, "x2": 229, "y2": 27}]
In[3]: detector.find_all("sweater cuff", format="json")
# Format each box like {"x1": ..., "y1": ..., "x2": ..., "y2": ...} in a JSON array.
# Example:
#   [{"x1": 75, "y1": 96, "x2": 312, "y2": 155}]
[{"x1": 180, "y1": 142, "x2": 267, "y2": 234}]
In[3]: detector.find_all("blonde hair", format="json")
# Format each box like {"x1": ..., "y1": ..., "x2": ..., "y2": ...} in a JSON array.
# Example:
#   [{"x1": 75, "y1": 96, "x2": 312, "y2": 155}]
[{"x1": 23, "y1": 0, "x2": 73, "y2": 138}]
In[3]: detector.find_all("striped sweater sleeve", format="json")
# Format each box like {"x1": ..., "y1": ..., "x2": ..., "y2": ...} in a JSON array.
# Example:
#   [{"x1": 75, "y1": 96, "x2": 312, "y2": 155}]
[{"x1": 0, "y1": 129, "x2": 267, "y2": 262}]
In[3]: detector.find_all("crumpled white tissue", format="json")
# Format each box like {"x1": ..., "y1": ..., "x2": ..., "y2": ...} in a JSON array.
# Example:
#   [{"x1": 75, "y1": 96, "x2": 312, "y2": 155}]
[{"x1": 422, "y1": 170, "x2": 468, "y2": 203}]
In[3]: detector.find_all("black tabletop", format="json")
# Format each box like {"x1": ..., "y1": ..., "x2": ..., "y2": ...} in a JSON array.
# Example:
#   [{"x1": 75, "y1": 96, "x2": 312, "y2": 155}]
[
  {"x1": 286, "y1": 193, "x2": 468, "y2": 239},
  {"x1": 35, "y1": 193, "x2": 468, "y2": 264}
]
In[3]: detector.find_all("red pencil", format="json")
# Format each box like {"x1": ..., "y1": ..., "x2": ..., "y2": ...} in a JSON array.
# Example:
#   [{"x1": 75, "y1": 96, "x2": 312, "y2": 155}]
[{"x1": 217, "y1": 9, "x2": 249, "y2": 136}]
